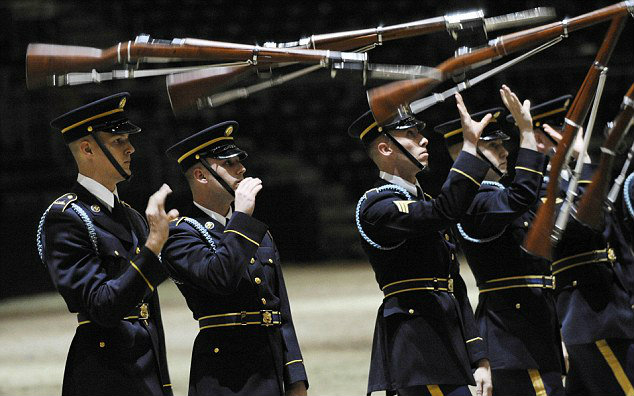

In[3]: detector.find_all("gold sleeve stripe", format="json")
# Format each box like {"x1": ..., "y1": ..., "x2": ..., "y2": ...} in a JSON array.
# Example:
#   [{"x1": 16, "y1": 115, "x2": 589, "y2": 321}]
[
  {"x1": 163, "y1": 384, "x2": 173, "y2": 388},
  {"x1": 450, "y1": 168, "x2": 481, "y2": 187},
  {"x1": 596, "y1": 339, "x2": 634, "y2": 395},
  {"x1": 224, "y1": 229, "x2": 260, "y2": 246},
  {"x1": 577, "y1": 180, "x2": 592, "y2": 184},
  {"x1": 77, "y1": 320, "x2": 92, "y2": 326},
  {"x1": 515, "y1": 166, "x2": 543, "y2": 176},
  {"x1": 528, "y1": 369, "x2": 548, "y2": 396},
  {"x1": 129, "y1": 260, "x2": 155, "y2": 292},
  {"x1": 466, "y1": 337, "x2": 483, "y2": 343},
  {"x1": 285, "y1": 359, "x2": 304, "y2": 366},
  {"x1": 427, "y1": 384, "x2": 444, "y2": 396},
  {"x1": 393, "y1": 200, "x2": 415, "y2": 214}
]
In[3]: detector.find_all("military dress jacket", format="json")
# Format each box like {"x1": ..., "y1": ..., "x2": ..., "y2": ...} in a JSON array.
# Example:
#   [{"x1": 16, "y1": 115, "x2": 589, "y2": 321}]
[
  {"x1": 39, "y1": 183, "x2": 173, "y2": 396},
  {"x1": 553, "y1": 165, "x2": 634, "y2": 345},
  {"x1": 357, "y1": 152, "x2": 489, "y2": 393},
  {"x1": 455, "y1": 148, "x2": 564, "y2": 373},
  {"x1": 162, "y1": 206, "x2": 307, "y2": 396}
]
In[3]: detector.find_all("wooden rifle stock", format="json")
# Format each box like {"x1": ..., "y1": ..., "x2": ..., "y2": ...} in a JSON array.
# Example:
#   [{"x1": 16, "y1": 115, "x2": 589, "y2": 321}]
[
  {"x1": 574, "y1": 82, "x2": 634, "y2": 229},
  {"x1": 26, "y1": 39, "x2": 363, "y2": 89},
  {"x1": 522, "y1": 15, "x2": 628, "y2": 259},
  {"x1": 367, "y1": 2, "x2": 632, "y2": 126}
]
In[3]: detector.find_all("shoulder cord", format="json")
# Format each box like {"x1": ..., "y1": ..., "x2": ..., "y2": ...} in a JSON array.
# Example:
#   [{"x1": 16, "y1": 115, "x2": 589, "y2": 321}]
[
  {"x1": 624, "y1": 173, "x2": 634, "y2": 220},
  {"x1": 181, "y1": 217, "x2": 217, "y2": 252},
  {"x1": 456, "y1": 181, "x2": 507, "y2": 244},
  {"x1": 37, "y1": 203, "x2": 99, "y2": 264},
  {"x1": 355, "y1": 184, "x2": 412, "y2": 250}
]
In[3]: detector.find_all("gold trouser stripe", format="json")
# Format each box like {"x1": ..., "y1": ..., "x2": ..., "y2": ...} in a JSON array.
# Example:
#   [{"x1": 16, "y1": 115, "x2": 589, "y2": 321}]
[
  {"x1": 77, "y1": 320, "x2": 91, "y2": 326},
  {"x1": 596, "y1": 339, "x2": 634, "y2": 396},
  {"x1": 427, "y1": 384, "x2": 444, "y2": 396},
  {"x1": 466, "y1": 337, "x2": 483, "y2": 344},
  {"x1": 177, "y1": 136, "x2": 234, "y2": 163},
  {"x1": 223, "y1": 229, "x2": 260, "y2": 246},
  {"x1": 285, "y1": 359, "x2": 303, "y2": 366},
  {"x1": 551, "y1": 249, "x2": 606, "y2": 266},
  {"x1": 359, "y1": 121, "x2": 378, "y2": 140},
  {"x1": 528, "y1": 369, "x2": 547, "y2": 396},
  {"x1": 129, "y1": 260, "x2": 155, "y2": 292},
  {"x1": 382, "y1": 277, "x2": 449, "y2": 290},
  {"x1": 516, "y1": 166, "x2": 544, "y2": 176},
  {"x1": 61, "y1": 108, "x2": 124, "y2": 133},
  {"x1": 450, "y1": 168, "x2": 481, "y2": 187}
]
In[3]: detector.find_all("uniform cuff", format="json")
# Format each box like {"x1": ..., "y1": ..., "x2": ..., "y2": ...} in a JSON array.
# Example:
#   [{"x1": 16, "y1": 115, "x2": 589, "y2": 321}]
[
  {"x1": 465, "y1": 337, "x2": 488, "y2": 367},
  {"x1": 452, "y1": 151, "x2": 490, "y2": 187},
  {"x1": 515, "y1": 148, "x2": 546, "y2": 176},
  {"x1": 224, "y1": 211, "x2": 268, "y2": 246},
  {"x1": 130, "y1": 246, "x2": 168, "y2": 292},
  {"x1": 284, "y1": 360, "x2": 309, "y2": 389},
  {"x1": 578, "y1": 163, "x2": 597, "y2": 184}
]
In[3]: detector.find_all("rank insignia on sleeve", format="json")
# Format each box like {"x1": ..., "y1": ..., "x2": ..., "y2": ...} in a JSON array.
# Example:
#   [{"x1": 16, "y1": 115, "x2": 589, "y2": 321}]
[{"x1": 393, "y1": 200, "x2": 416, "y2": 214}]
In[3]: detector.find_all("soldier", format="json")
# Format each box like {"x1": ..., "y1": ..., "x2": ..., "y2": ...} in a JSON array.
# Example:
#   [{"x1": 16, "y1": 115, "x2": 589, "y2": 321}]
[
  {"x1": 162, "y1": 121, "x2": 308, "y2": 396},
  {"x1": 37, "y1": 92, "x2": 178, "y2": 396},
  {"x1": 350, "y1": 93, "x2": 492, "y2": 396},
  {"x1": 435, "y1": 86, "x2": 566, "y2": 395}
]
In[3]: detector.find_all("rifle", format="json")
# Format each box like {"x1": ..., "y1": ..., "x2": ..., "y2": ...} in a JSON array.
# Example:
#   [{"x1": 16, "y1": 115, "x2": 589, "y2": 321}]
[
  {"x1": 366, "y1": 2, "x2": 634, "y2": 127},
  {"x1": 522, "y1": 14, "x2": 628, "y2": 260},
  {"x1": 574, "y1": 82, "x2": 634, "y2": 229},
  {"x1": 26, "y1": 35, "x2": 367, "y2": 89},
  {"x1": 166, "y1": 7, "x2": 555, "y2": 113}
]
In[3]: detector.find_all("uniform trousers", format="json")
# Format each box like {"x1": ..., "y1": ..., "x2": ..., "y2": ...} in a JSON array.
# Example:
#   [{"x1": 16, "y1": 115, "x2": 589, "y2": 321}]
[
  {"x1": 565, "y1": 338, "x2": 634, "y2": 396},
  {"x1": 397, "y1": 384, "x2": 471, "y2": 396},
  {"x1": 492, "y1": 369, "x2": 564, "y2": 396}
]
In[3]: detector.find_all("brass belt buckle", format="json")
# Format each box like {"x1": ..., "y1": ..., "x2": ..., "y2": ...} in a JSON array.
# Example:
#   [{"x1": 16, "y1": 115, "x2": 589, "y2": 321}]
[
  {"x1": 240, "y1": 311, "x2": 247, "y2": 325},
  {"x1": 139, "y1": 303, "x2": 149, "y2": 320},
  {"x1": 552, "y1": 276, "x2": 556, "y2": 290},
  {"x1": 261, "y1": 310, "x2": 273, "y2": 326},
  {"x1": 447, "y1": 278, "x2": 454, "y2": 293}
]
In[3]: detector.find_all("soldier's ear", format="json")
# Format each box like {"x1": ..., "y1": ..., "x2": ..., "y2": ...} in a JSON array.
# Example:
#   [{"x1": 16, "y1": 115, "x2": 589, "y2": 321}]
[
  {"x1": 376, "y1": 141, "x2": 392, "y2": 157},
  {"x1": 78, "y1": 140, "x2": 93, "y2": 155},
  {"x1": 193, "y1": 167, "x2": 207, "y2": 183}
]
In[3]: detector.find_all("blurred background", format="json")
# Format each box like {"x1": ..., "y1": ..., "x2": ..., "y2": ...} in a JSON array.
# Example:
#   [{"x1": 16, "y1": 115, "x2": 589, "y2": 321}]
[{"x1": 1, "y1": 0, "x2": 633, "y2": 394}]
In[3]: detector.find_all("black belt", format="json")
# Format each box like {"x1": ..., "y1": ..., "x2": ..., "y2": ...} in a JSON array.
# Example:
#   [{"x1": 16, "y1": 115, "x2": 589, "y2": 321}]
[
  {"x1": 478, "y1": 275, "x2": 554, "y2": 293},
  {"x1": 77, "y1": 303, "x2": 149, "y2": 326},
  {"x1": 382, "y1": 277, "x2": 454, "y2": 298},
  {"x1": 551, "y1": 248, "x2": 614, "y2": 276},
  {"x1": 198, "y1": 310, "x2": 282, "y2": 330}
]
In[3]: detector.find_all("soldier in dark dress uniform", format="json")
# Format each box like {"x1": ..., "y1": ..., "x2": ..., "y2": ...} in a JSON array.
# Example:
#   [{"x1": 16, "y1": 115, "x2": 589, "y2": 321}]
[
  {"x1": 162, "y1": 121, "x2": 308, "y2": 396},
  {"x1": 37, "y1": 92, "x2": 178, "y2": 396},
  {"x1": 435, "y1": 87, "x2": 567, "y2": 395},
  {"x1": 350, "y1": 93, "x2": 493, "y2": 396}
]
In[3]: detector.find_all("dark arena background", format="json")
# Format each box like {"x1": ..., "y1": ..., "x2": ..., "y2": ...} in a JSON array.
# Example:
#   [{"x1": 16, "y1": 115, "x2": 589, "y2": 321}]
[{"x1": 1, "y1": 1, "x2": 633, "y2": 395}]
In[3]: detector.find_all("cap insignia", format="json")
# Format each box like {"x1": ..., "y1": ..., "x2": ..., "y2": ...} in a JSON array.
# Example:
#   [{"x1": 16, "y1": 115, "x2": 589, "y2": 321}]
[{"x1": 205, "y1": 221, "x2": 214, "y2": 230}]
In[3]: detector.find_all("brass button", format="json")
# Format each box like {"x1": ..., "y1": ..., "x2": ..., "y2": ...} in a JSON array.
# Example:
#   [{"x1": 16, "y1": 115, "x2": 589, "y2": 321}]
[
  {"x1": 631, "y1": 304, "x2": 634, "y2": 310},
  {"x1": 408, "y1": 309, "x2": 414, "y2": 314},
  {"x1": 250, "y1": 258, "x2": 255, "y2": 264},
  {"x1": 261, "y1": 298, "x2": 267, "y2": 305},
  {"x1": 213, "y1": 347, "x2": 219, "y2": 353},
  {"x1": 515, "y1": 303, "x2": 521, "y2": 309},
  {"x1": 523, "y1": 221, "x2": 529, "y2": 227},
  {"x1": 572, "y1": 280, "x2": 578, "y2": 287},
  {"x1": 254, "y1": 277, "x2": 262, "y2": 285},
  {"x1": 135, "y1": 247, "x2": 140, "y2": 254},
  {"x1": 90, "y1": 204, "x2": 101, "y2": 213},
  {"x1": 451, "y1": 253, "x2": 455, "y2": 261},
  {"x1": 444, "y1": 234, "x2": 450, "y2": 241},
  {"x1": 99, "y1": 341, "x2": 105, "y2": 348},
  {"x1": 268, "y1": 259, "x2": 273, "y2": 264},
  {"x1": 114, "y1": 250, "x2": 119, "y2": 256}
]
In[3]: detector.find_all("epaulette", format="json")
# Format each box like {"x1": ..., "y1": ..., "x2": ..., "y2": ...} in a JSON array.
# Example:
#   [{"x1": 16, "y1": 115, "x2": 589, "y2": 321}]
[
  {"x1": 173, "y1": 216, "x2": 189, "y2": 226},
  {"x1": 356, "y1": 184, "x2": 412, "y2": 250},
  {"x1": 120, "y1": 200, "x2": 132, "y2": 208},
  {"x1": 50, "y1": 193, "x2": 77, "y2": 212},
  {"x1": 176, "y1": 217, "x2": 216, "y2": 251}
]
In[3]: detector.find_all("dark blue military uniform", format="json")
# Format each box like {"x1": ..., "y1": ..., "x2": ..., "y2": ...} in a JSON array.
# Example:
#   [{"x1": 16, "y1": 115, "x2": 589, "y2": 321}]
[
  {"x1": 39, "y1": 184, "x2": 173, "y2": 396},
  {"x1": 38, "y1": 92, "x2": 173, "y2": 396},
  {"x1": 553, "y1": 165, "x2": 634, "y2": 395},
  {"x1": 356, "y1": 152, "x2": 489, "y2": 395},
  {"x1": 161, "y1": 121, "x2": 307, "y2": 396},
  {"x1": 454, "y1": 149, "x2": 565, "y2": 395}
]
